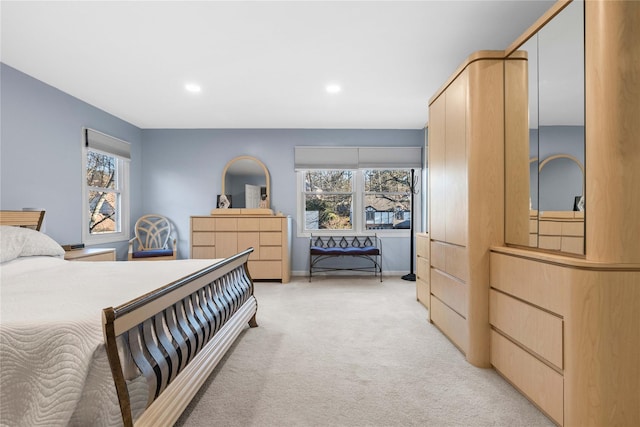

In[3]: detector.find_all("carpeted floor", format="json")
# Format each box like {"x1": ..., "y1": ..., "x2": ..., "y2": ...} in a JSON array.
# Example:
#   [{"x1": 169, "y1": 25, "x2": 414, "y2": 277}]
[{"x1": 175, "y1": 276, "x2": 554, "y2": 427}]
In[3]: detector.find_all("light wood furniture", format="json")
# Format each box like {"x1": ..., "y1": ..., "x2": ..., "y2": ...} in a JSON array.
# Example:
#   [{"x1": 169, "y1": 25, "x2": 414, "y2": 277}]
[
  {"x1": 1, "y1": 211, "x2": 258, "y2": 426},
  {"x1": 128, "y1": 214, "x2": 177, "y2": 261},
  {"x1": 0, "y1": 210, "x2": 45, "y2": 230},
  {"x1": 65, "y1": 248, "x2": 116, "y2": 262},
  {"x1": 415, "y1": 233, "x2": 429, "y2": 310},
  {"x1": 488, "y1": 1, "x2": 640, "y2": 426},
  {"x1": 536, "y1": 211, "x2": 584, "y2": 254},
  {"x1": 490, "y1": 247, "x2": 640, "y2": 426},
  {"x1": 191, "y1": 210, "x2": 291, "y2": 283},
  {"x1": 428, "y1": 51, "x2": 517, "y2": 367},
  {"x1": 103, "y1": 249, "x2": 258, "y2": 426}
]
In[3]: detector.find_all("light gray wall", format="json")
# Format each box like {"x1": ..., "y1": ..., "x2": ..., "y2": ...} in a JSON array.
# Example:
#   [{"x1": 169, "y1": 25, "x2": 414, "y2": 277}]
[
  {"x1": 1, "y1": 63, "x2": 425, "y2": 272},
  {"x1": 0, "y1": 63, "x2": 143, "y2": 259},
  {"x1": 141, "y1": 129, "x2": 425, "y2": 274}
]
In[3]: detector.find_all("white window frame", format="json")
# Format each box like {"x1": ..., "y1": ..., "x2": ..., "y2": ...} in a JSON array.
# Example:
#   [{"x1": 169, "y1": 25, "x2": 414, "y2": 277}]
[
  {"x1": 81, "y1": 130, "x2": 130, "y2": 245},
  {"x1": 297, "y1": 168, "x2": 421, "y2": 237}
]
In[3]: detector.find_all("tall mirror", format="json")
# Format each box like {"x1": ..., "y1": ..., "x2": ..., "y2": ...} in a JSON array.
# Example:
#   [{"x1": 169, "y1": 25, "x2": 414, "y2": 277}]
[
  {"x1": 221, "y1": 156, "x2": 270, "y2": 209},
  {"x1": 505, "y1": 0, "x2": 585, "y2": 254}
]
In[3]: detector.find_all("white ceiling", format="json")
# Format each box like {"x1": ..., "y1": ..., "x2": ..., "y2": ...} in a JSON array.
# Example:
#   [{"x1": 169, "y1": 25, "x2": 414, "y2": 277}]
[{"x1": 1, "y1": 1, "x2": 555, "y2": 129}]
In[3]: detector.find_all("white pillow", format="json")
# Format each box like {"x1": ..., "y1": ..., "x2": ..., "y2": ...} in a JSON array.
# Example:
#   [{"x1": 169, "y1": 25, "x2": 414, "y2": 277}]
[{"x1": 0, "y1": 226, "x2": 65, "y2": 263}]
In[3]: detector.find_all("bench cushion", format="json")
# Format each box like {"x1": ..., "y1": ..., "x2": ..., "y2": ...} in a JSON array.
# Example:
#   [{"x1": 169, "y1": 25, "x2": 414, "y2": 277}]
[
  {"x1": 132, "y1": 249, "x2": 174, "y2": 258},
  {"x1": 310, "y1": 246, "x2": 379, "y2": 256}
]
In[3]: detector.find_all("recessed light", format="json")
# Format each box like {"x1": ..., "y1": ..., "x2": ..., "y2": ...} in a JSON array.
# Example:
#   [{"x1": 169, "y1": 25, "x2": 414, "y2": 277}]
[
  {"x1": 185, "y1": 83, "x2": 201, "y2": 93},
  {"x1": 326, "y1": 84, "x2": 341, "y2": 94}
]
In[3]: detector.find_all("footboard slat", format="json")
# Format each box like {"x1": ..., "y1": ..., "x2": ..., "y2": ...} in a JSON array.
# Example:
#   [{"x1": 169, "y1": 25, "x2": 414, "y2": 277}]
[{"x1": 103, "y1": 249, "x2": 257, "y2": 427}]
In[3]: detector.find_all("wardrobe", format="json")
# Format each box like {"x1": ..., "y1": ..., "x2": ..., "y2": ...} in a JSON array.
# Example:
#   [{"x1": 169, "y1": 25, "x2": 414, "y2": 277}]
[{"x1": 427, "y1": 1, "x2": 639, "y2": 425}]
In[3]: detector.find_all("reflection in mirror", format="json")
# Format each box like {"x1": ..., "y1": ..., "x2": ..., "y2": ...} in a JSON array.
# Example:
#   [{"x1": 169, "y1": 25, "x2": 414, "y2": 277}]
[
  {"x1": 221, "y1": 156, "x2": 270, "y2": 209},
  {"x1": 505, "y1": 0, "x2": 585, "y2": 254}
]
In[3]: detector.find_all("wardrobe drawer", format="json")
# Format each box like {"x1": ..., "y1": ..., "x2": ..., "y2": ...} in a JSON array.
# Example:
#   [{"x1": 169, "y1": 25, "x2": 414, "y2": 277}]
[
  {"x1": 490, "y1": 289, "x2": 563, "y2": 369},
  {"x1": 431, "y1": 296, "x2": 468, "y2": 354},
  {"x1": 430, "y1": 241, "x2": 468, "y2": 282},
  {"x1": 416, "y1": 278, "x2": 430, "y2": 309},
  {"x1": 491, "y1": 330, "x2": 563, "y2": 425},
  {"x1": 431, "y1": 268, "x2": 467, "y2": 317}
]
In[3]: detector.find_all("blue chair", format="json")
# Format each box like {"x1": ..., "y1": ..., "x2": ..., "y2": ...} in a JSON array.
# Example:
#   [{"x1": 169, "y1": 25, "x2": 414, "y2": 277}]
[{"x1": 128, "y1": 214, "x2": 176, "y2": 261}]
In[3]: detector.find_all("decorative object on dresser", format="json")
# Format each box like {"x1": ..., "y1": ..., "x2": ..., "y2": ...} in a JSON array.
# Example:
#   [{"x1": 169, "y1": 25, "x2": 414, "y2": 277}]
[
  {"x1": 0, "y1": 210, "x2": 258, "y2": 426},
  {"x1": 128, "y1": 214, "x2": 177, "y2": 261},
  {"x1": 217, "y1": 194, "x2": 232, "y2": 209}
]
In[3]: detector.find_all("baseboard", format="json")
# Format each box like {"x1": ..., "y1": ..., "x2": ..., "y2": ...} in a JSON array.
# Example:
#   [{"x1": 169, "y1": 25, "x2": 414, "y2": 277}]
[{"x1": 291, "y1": 270, "x2": 408, "y2": 278}]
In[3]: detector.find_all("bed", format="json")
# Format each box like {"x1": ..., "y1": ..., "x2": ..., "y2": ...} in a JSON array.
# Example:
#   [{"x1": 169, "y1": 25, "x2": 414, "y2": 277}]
[{"x1": 0, "y1": 210, "x2": 258, "y2": 426}]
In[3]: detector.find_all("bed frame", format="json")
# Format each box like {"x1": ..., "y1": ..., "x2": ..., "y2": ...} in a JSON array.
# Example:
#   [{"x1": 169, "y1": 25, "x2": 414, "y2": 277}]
[{"x1": 0, "y1": 210, "x2": 258, "y2": 426}]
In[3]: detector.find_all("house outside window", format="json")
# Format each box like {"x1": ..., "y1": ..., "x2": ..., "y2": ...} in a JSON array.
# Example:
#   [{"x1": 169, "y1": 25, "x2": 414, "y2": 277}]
[
  {"x1": 295, "y1": 146, "x2": 422, "y2": 236},
  {"x1": 82, "y1": 128, "x2": 130, "y2": 244}
]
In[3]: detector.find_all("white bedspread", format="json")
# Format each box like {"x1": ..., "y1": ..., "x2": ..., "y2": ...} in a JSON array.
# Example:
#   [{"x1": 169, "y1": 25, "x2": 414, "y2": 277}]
[{"x1": 0, "y1": 256, "x2": 221, "y2": 427}]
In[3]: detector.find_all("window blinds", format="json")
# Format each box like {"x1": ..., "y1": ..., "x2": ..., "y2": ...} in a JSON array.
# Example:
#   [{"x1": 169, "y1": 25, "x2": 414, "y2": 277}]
[
  {"x1": 294, "y1": 146, "x2": 422, "y2": 170},
  {"x1": 84, "y1": 128, "x2": 131, "y2": 160}
]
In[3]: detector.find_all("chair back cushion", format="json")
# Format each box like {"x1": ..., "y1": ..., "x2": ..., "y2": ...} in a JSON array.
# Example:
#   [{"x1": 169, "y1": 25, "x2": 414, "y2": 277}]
[{"x1": 134, "y1": 214, "x2": 172, "y2": 250}]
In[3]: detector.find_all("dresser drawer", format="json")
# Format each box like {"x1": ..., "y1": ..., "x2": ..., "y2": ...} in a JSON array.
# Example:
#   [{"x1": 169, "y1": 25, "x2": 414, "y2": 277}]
[
  {"x1": 431, "y1": 268, "x2": 467, "y2": 317},
  {"x1": 215, "y1": 218, "x2": 238, "y2": 231},
  {"x1": 192, "y1": 246, "x2": 217, "y2": 259},
  {"x1": 491, "y1": 330, "x2": 563, "y2": 425},
  {"x1": 260, "y1": 232, "x2": 282, "y2": 246},
  {"x1": 260, "y1": 218, "x2": 282, "y2": 231},
  {"x1": 249, "y1": 260, "x2": 282, "y2": 279},
  {"x1": 192, "y1": 231, "x2": 215, "y2": 246},
  {"x1": 259, "y1": 246, "x2": 282, "y2": 260},
  {"x1": 238, "y1": 217, "x2": 260, "y2": 231},
  {"x1": 192, "y1": 217, "x2": 215, "y2": 231},
  {"x1": 490, "y1": 289, "x2": 563, "y2": 369},
  {"x1": 416, "y1": 278, "x2": 430, "y2": 309}
]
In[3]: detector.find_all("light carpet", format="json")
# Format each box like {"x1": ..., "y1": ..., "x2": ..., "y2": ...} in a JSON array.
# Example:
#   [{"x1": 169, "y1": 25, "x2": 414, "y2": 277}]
[{"x1": 175, "y1": 276, "x2": 554, "y2": 427}]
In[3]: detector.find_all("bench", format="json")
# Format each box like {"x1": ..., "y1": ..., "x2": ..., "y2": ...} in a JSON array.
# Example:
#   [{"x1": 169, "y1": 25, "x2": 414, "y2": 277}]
[{"x1": 309, "y1": 234, "x2": 382, "y2": 282}]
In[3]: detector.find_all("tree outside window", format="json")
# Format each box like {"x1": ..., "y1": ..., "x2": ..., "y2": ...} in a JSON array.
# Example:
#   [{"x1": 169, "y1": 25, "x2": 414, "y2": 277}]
[
  {"x1": 304, "y1": 170, "x2": 353, "y2": 230},
  {"x1": 86, "y1": 150, "x2": 121, "y2": 234}
]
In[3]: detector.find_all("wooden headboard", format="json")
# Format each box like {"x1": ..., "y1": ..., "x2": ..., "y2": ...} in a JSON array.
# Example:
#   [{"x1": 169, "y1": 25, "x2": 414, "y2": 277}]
[{"x1": 0, "y1": 210, "x2": 46, "y2": 230}]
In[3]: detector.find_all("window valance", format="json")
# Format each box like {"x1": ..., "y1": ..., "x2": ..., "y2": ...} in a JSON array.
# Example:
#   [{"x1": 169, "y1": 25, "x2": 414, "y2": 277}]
[
  {"x1": 294, "y1": 146, "x2": 422, "y2": 170},
  {"x1": 84, "y1": 128, "x2": 131, "y2": 160}
]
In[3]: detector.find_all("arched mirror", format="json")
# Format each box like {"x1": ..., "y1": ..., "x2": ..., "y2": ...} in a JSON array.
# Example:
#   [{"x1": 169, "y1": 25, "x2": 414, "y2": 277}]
[
  {"x1": 505, "y1": 0, "x2": 585, "y2": 255},
  {"x1": 221, "y1": 156, "x2": 270, "y2": 209}
]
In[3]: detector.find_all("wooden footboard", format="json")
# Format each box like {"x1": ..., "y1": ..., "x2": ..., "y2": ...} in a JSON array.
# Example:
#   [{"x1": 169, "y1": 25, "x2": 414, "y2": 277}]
[{"x1": 102, "y1": 249, "x2": 258, "y2": 427}]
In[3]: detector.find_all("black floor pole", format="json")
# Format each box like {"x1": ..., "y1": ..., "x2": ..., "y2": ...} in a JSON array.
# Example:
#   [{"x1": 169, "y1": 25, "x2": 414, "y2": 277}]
[{"x1": 402, "y1": 168, "x2": 416, "y2": 281}]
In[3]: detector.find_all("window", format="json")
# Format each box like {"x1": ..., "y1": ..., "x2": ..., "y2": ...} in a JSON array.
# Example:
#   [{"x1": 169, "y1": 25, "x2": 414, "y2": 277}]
[
  {"x1": 82, "y1": 128, "x2": 130, "y2": 244},
  {"x1": 299, "y1": 168, "x2": 417, "y2": 234},
  {"x1": 364, "y1": 169, "x2": 412, "y2": 230},
  {"x1": 303, "y1": 170, "x2": 354, "y2": 230},
  {"x1": 295, "y1": 146, "x2": 422, "y2": 236}
]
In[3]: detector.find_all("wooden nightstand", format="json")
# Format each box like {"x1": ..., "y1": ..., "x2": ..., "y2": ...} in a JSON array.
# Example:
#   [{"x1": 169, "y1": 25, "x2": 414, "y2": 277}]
[{"x1": 64, "y1": 248, "x2": 116, "y2": 261}]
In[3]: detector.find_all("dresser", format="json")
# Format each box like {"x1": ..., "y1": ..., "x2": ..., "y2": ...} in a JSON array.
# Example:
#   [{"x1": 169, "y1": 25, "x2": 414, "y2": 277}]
[{"x1": 190, "y1": 210, "x2": 291, "y2": 283}]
